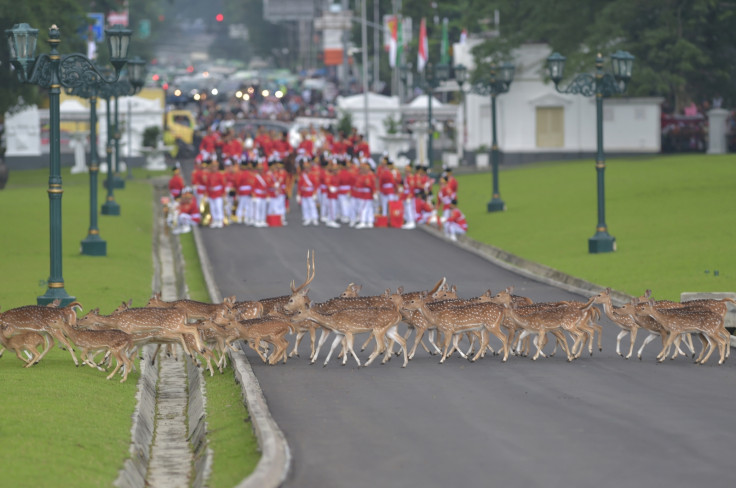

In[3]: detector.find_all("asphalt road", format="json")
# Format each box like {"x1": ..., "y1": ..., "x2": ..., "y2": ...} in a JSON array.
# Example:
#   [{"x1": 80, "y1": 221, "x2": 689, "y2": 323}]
[{"x1": 200, "y1": 219, "x2": 735, "y2": 488}]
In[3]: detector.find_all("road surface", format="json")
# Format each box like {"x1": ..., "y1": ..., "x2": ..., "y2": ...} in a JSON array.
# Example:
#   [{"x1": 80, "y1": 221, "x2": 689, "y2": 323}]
[{"x1": 200, "y1": 222, "x2": 735, "y2": 488}]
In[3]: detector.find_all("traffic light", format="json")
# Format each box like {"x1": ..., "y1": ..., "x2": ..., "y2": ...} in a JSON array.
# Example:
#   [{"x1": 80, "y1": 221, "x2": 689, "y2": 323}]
[{"x1": 215, "y1": 14, "x2": 224, "y2": 22}]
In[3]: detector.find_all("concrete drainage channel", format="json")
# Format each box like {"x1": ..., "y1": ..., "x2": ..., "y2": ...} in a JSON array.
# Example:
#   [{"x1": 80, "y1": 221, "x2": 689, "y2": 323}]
[{"x1": 115, "y1": 181, "x2": 212, "y2": 488}]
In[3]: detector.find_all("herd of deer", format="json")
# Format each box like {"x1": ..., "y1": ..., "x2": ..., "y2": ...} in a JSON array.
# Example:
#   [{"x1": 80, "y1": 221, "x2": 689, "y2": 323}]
[{"x1": 0, "y1": 251, "x2": 733, "y2": 382}]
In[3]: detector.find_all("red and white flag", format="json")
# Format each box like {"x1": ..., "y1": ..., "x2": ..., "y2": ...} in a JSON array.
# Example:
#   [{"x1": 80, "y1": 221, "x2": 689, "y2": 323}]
[
  {"x1": 388, "y1": 16, "x2": 398, "y2": 68},
  {"x1": 417, "y1": 18, "x2": 428, "y2": 72}
]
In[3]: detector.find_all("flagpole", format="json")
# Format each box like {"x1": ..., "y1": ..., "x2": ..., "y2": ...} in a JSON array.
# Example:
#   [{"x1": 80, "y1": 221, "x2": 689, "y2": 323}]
[{"x1": 362, "y1": 0, "x2": 369, "y2": 141}]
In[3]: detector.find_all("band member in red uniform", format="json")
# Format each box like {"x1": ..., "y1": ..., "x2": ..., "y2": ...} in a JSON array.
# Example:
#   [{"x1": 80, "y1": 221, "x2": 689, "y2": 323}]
[
  {"x1": 206, "y1": 161, "x2": 226, "y2": 228},
  {"x1": 251, "y1": 159, "x2": 271, "y2": 227},
  {"x1": 173, "y1": 188, "x2": 201, "y2": 234},
  {"x1": 415, "y1": 189, "x2": 438, "y2": 225},
  {"x1": 325, "y1": 162, "x2": 341, "y2": 228},
  {"x1": 198, "y1": 128, "x2": 219, "y2": 161},
  {"x1": 354, "y1": 161, "x2": 376, "y2": 229},
  {"x1": 443, "y1": 199, "x2": 468, "y2": 241},
  {"x1": 336, "y1": 159, "x2": 354, "y2": 224},
  {"x1": 443, "y1": 166, "x2": 458, "y2": 194},
  {"x1": 437, "y1": 176, "x2": 457, "y2": 220},
  {"x1": 297, "y1": 158, "x2": 319, "y2": 226},
  {"x1": 354, "y1": 133, "x2": 370, "y2": 161},
  {"x1": 401, "y1": 164, "x2": 417, "y2": 229},
  {"x1": 272, "y1": 160, "x2": 289, "y2": 225},
  {"x1": 297, "y1": 130, "x2": 314, "y2": 158},
  {"x1": 168, "y1": 162, "x2": 185, "y2": 200},
  {"x1": 223, "y1": 160, "x2": 238, "y2": 221},
  {"x1": 235, "y1": 161, "x2": 254, "y2": 225},
  {"x1": 191, "y1": 160, "x2": 208, "y2": 208},
  {"x1": 378, "y1": 158, "x2": 400, "y2": 216}
]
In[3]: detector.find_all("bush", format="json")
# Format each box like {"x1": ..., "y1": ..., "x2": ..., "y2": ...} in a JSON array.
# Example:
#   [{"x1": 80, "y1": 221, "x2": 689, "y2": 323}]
[{"x1": 142, "y1": 126, "x2": 161, "y2": 147}]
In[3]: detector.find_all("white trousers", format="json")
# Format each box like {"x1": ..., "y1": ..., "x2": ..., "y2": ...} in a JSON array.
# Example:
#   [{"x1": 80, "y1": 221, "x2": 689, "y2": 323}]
[
  {"x1": 379, "y1": 193, "x2": 396, "y2": 216},
  {"x1": 301, "y1": 196, "x2": 318, "y2": 222},
  {"x1": 236, "y1": 195, "x2": 252, "y2": 222},
  {"x1": 358, "y1": 199, "x2": 374, "y2": 224},
  {"x1": 404, "y1": 198, "x2": 416, "y2": 224},
  {"x1": 338, "y1": 194, "x2": 350, "y2": 221},
  {"x1": 208, "y1": 196, "x2": 224, "y2": 224},
  {"x1": 253, "y1": 197, "x2": 268, "y2": 223},
  {"x1": 444, "y1": 221, "x2": 467, "y2": 238}
]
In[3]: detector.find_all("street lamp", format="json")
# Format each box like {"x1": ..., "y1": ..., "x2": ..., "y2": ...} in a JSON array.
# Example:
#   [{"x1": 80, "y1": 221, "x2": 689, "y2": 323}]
[
  {"x1": 453, "y1": 64, "x2": 468, "y2": 164},
  {"x1": 111, "y1": 56, "x2": 146, "y2": 189},
  {"x1": 547, "y1": 50, "x2": 635, "y2": 253},
  {"x1": 66, "y1": 58, "x2": 145, "y2": 255},
  {"x1": 472, "y1": 61, "x2": 515, "y2": 212},
  {"x1": 423, "y1": 62, "x2": 450, "y2": 169},
  {"x1": 6, "y1": 23, "x2": 131, "y2": 305}
]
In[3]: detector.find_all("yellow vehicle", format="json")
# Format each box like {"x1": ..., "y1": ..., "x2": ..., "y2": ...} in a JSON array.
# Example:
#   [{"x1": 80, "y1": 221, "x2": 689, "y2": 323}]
[{"x1": 163, "y1": 109, "x2": 197, "y2": 157}]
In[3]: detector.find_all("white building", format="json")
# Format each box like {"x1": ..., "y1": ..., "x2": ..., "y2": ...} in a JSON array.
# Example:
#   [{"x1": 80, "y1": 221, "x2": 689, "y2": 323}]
[{"x1": 453, "y1": 41, "x2": 664, "y2": 164}]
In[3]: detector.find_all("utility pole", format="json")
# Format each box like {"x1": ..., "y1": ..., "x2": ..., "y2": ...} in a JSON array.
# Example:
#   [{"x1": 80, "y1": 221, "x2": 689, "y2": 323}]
[
  {"x1": 342, "y1": 0, "x2": 350, "y2": 95},
  {"x1": 373, "y1": 0, "x2": 380, "y2": 92},
  {"x1": 362, "y1": 0, "x2": 369, "y2": 140}
]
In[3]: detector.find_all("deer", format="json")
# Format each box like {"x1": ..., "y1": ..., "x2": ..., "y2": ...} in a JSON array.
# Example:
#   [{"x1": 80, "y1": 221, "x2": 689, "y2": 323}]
[
  {"x1": 231, "y1": 299, "x2": 264, "y2": 320},
  {"x1": 52, "y1": 303, "x2": 134, "y2": 381},
  {"x1": 0, "y1": 330, "x2": 49, "y2": 367},
  {"x1": 76, "y1": 306, "x2": 206, "y2": 359},
  {"x1": 340, "y1": 283, "x2": 362, "y2": 297},
  {"x1": 231, "y1": 317, "x2": 293, "y2": 365},
  {"x1": 401, "y1": 292, "x2": 509, "y2": 364},
  {"x1": 637, "y1": 299, "x2": 728, "y2": 365},
  {"x1": 494, "y1": 288, "x2": 598, "y2": 362},
  {"x1": 257, "y1": 249, "x2": 316, "y2": 317},
  {"x1": 146, "y1": 292, "x2": 238, "y2": 323},
  {"x1": 591, "y1": 288, "x2": 643, "y2": 359},
  {"x1": 0, "y1": 302, "x2": 83, "y2": 366},
  {"x1": 292, "y1": 290, "x2": 408, "y2": 367}
]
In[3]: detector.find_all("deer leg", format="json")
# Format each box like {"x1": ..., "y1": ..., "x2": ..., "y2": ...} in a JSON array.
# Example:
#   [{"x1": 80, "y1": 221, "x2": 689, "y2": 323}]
[
  {"x1": 657, "y1": 333, "x2": 678, "y2": 363},
  {"x1": 438, "y1": 329, "x2": 454, "y2": 364},
  {"x1": 344, "y1": 333, "x2": 361, "y2": 367},
  {"x1": 106, "y1": 351, "x2": 124, "y2": 380},
  {"x1": 365, "y1": 332, "x2": 386, "y2": 367},
  {"x1": 637, "y1": 332, "x2": 658, "y2": 359},
  {"x1": 385, "y1": 325, "x2": 409, "y2": 367},
  {"x1": 311, "y1": 328, "x2": 331, "y2": 364},
  {"x1": 427, "y1": 329, "x2": 442, "y2": 355},
  {"x1": 698, "y1": 334, "x2": 716, "y2": 365},
  {"x1": 308, "y1": 326, "x2": 318, "y2": 360},
  {"x1": 323, "y1": 334, "x2": 344, "y2": 367},
  {"x1": 615, "y1": 330, "x2": 627, "y2": 357},
  {"x1": 694, "y1": 333, "x2": 708, "y2": 363},
  {"x1": 531, "y1": 331, "x2": 546, "y2": 360},
  {"x1": 488, "y1": 326, "x2": 509, "y2": 362},
  {"x1": 625, "y1": 327, "x2": 638, "y2": 359},
  {"x1": 247, "y1": 338, "x2": 268, "y2": 363},
  {"x1": 550, "y1": 329, "x2": 573, "y2": 361},
  {"x1": 289, "y1": 330, "x2": 305, "y2": 358},
  {"x1": 409, "y1": 325, "x2": 427, "y2": 359},
  {"x1": 359, "y1": 333, "x2": 373, "y2": 352},
  {"x1": 51, "y1": 330, "x2": 79, "y2": 366},
  {"x1": 35, "y1": 334, "x2": 55, "y2": 364},
  {"x1": 682, "y1": 333, "x2": 695, "y2": 358}
]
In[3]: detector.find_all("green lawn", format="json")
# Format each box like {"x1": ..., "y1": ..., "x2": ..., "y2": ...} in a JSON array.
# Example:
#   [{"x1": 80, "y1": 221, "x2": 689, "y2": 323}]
[
  {"x1": 179, "y1": 231, "x2": 260, "y2": 487},
  {"x1": 0, "y1": 167, "x2": 158, "y2": 487},
  {"x1": 456, "y1": 154, "x2": 736, "y2": 300}
]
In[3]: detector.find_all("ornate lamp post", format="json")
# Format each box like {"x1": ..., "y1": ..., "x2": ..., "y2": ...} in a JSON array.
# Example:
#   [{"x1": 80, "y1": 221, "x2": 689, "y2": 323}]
[
  {"x1": 67, "y1": 57, "x2": 145, "y2": 256},
  {"x1": 423, "y1": 62, "x2": 450, "y2": 168},
  {"x1": 6, "y1": 23, "x2": 131, "y2": 305},
  {"x1": 547, "y1": 50, "x2": 635, "y2": 253},
  {"x1": 453, "y1": 64, "x2": 468, "y2": 164},
  {"x1": 472, "y1": 61, "x2": 515, "y2": 212}
]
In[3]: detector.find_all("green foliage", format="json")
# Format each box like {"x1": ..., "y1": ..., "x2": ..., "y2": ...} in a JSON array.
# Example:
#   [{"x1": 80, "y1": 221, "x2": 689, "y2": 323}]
[
  {"x1": 336, "y1": 110, "x2": 354, "y2": 137},
  {"x1": 455, "y1": 154, "x2": 736, "y2": 300},
  {"x1": 143, "y1": 125, "x2": 161, "y2": 147},
  {"x1": 383, "y1": 114, "x2": 400, "y2": 134}
]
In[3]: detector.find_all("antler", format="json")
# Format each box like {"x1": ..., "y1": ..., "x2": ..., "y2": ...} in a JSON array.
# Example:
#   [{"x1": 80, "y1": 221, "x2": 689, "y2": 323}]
[
  {"x1": 427, "y1": 277, "x2": 447, "y2": 296},
  {"x1": 292, "y1": 249, "x2": 316, "y2": 294}
]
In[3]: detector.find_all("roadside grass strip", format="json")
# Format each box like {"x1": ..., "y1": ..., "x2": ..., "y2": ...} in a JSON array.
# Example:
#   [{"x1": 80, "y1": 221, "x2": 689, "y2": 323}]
[
  {"x1": 456, "y1": 154, "x2": 736, "y2": 300},
  {"x1": 179, "y1": 231, "x2": 260, "y2": 487}
]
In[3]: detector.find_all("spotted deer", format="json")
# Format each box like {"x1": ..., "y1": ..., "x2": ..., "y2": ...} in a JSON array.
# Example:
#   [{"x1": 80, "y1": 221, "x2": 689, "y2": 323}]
[
  {"x1": 637, "y1": 299, "x2": 728, "y2": 365},
  {"x1": 232, "y1": 317, "x2": 294, "y2": 365},
  {"x1": 292, "y1": 290, "x2": 408, "y2": 367},
  {"x1": 591, "y1": 288, "x2": 642, "y2": 359},
  {"x1": 0, "y1": 330, "x2": 49, "y2": 367},
  {"x1": 401, "y1": 292, "x2": 509, "y2": 363},
  {"x1": 146, "y1": 293, "x2": 237, "y2": 323},
  {"x1": 76, "y1": 307, "x2": 205, "y2": 358},
  {"x1": 0, "y1": 302, "x2": 83, "y2": 366}
]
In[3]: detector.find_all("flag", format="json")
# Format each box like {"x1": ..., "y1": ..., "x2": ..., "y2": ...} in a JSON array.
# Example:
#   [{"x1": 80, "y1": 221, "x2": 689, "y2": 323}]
[
  {"x1": 440, "y1": 18, "x2": 449, "y2": 65},
  {"x1": 459, "y1": 29, "x2": 467, "y2": 45},
  {"x1": 388, "y1": 16, "x2": 398, "y2": 68},
  {"x1": 396, "y1": 17, "x2": 403, "y2": 67},
  {"x1": 417, "y1": 18, "x2": 428, "y2": 72}
]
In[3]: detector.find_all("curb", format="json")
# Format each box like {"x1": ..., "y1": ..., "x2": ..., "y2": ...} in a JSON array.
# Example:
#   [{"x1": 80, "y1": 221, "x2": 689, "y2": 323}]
[
  {"x1": 192, "y1": 226, "x2": 292, "y2": 488},
  {"x1": 418, "y1": 223, "x2": 736, "y2": 347}
]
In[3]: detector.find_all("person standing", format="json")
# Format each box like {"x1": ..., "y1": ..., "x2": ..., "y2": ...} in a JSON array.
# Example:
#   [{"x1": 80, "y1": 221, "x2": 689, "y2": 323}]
[
  {"x1": 401, "y1": 164, "x2": 417, "y2": 229},
  {"x1": 297, "y1": 159, "x2": 319, "y2": 226},
  {"x1": 378, "y1": 159, "x2": 399, "y2": 216},
  {"x1": 235, "y1": 161, "x2": 254, "y2": 225},
  {"x1": 325, "y1": 163, "x2": 341, "y2": 228},
  {"x1": 354, "y1": 161, "x2": 376, "y2": 229},
  {"x1": 191, "y1": 159, "x2": 208, "y2": 209},
  {"x1": 206, "y1": 160, "x2": 226, "y2": 228},
  {"x1": 336, "y1": 159, "x2": 354, "y2": 224},
  {"x1": 251, "y1": 158, "x2": 271, "y2": 227},
  {"x1": 168, "y1": 162, "x2": 185, "y2": 200}
]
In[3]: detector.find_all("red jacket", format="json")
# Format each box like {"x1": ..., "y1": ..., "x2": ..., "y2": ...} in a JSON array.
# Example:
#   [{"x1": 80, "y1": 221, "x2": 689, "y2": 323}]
[
  {"x1": 378, "y1": 168, "x2": 400, "y2": 196},
  {"x1": 168, "y1": 174, "x2": 185, "y2": 198},
  {"x1": 179, "y1": 199, "x2": 201, "y2": 223},
  {"x1": 337, "y1": 168, "x2": 355, "y2": 196},
  {"x1": 192, "y1": 168, "x2": 208, "y2": 195},
  {"x1": 206, "y1": 171, "x2": 225, "y2": 198},
  {"x1": 297, "y1": 171, "x2": 317, "y2": 198},
  {"x1": 252, "y1": 170, "x2": 272, "y2": 198},
  {"x1": 354, "y1": 172, "x2": 376, "y2": 200},
  {"x1": 447, "y1": 208, "x2": 468, "y2": 231},
  {"x1": 236, "y1": 170, "x2": 254, "y2": 196}
]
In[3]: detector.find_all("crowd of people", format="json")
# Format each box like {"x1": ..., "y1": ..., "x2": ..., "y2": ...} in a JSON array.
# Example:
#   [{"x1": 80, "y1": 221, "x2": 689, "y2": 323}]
[{"x1": 167, "y1": 126, "x2": 468, "y2": 240}]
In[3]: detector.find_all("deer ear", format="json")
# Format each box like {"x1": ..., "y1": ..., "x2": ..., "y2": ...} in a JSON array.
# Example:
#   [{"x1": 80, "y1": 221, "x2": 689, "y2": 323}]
[{"x1": 397, "y1": 286, "x2": 404, "y2": 294}]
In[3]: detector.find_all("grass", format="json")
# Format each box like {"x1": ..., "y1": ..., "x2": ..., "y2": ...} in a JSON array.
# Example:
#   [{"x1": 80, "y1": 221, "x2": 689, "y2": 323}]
[
  {"x1": 178, "y1": 231, "x2": 260, "y2": 486},
  {"x1": 0, "y1": 166, "x2": 161, "y2": 487},
  {"x1": 455, "y1": 153, "x2": 736, "y2": 300}
]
